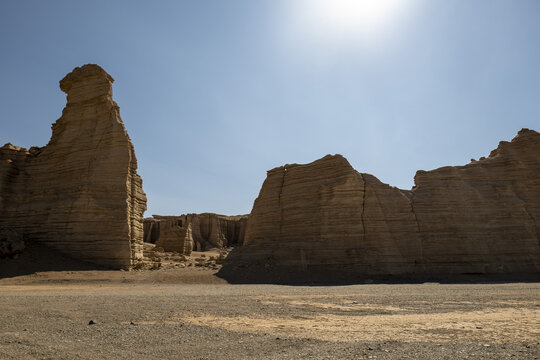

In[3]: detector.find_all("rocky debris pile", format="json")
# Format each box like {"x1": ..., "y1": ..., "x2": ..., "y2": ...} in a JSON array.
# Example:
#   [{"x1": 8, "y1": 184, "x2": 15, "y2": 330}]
[
  {"x1": 133, "y1": 242, "x2": 231, "y2": 271},
  {"x1": 191, "y1": 251, "x2": 229, "y2": 270},
  {"x1": 143, "y1": 213, "x2": 248, "y2": 254},
  {"x1": 0, "y1": 228, "x2": 25, "y2": 258},
  {"x1": 240, "y1": 129, "x2": 540, "y2": 275},
  {"x1": 0, "y1": 64, "x2": 147, "y2": 268}
]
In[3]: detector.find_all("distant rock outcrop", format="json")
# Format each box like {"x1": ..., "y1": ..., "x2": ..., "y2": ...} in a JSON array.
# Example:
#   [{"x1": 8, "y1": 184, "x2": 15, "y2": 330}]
[
  {"x1": 144, "y1": 213, "x2": 248, "y2": 254},
  {"x1": 240, "y1": 129, "x2": 540, "y2": 275},
  {"x1": 0, "y1": 64, "x2": 147, "y2": 268}
]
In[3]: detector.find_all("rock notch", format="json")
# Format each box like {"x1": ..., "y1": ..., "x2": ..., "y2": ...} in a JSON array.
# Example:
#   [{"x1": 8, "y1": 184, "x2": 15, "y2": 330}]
[
  {"x1": 240, "y1": 129, "x2": 540, "y2": 275},
  {"x1": 0, "y1": 64, "x2": 147, "y2": 268}
]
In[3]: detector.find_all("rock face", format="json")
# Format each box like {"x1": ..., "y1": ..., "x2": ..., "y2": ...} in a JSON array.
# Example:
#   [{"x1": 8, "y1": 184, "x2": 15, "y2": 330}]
[
  {"x1": 0, "y1": 64, "x2": 147, "y2": 268},
  {"x1": 0, "y1": 228, "x2": 25, "y2": 258},
  {"x1": 242, "y1": 129, "x2": 540, "y2": 275},
  {"x1": 144, "y1": 213, "x2": 248, "y2": 254},
  {"x1": 144, "y1": 217, "x2": 193, "y2": 254}
]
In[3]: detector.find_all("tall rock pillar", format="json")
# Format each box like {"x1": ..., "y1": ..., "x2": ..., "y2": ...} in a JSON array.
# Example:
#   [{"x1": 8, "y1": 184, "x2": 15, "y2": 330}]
[{"x1": 0, "y1": 64, "x2": 147, "y2": 268}]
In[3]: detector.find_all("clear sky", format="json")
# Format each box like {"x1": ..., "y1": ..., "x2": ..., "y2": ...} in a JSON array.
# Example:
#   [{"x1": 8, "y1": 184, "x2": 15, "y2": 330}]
[{"x1": 1, "y1": 0, "x2": 539, "y2": 216}]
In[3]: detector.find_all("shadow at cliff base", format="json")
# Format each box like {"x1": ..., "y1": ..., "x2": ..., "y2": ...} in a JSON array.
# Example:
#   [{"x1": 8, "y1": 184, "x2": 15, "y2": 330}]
[
  {"x1": 0, "y1": 241, "x2": 109, "y2": 280},
  {"x1": 216, "y1": 249, "x2": 540, "y2": 286}
]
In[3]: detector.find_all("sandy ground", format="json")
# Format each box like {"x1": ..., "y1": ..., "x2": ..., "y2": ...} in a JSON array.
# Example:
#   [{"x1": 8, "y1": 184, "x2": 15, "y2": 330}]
[{"x1": 0, "y1": 270, "x2": 539, "y2": 359}]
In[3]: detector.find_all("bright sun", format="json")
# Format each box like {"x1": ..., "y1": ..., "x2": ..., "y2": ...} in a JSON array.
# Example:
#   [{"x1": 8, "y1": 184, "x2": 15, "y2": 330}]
[{"x1": 298, "y1": 0, "x2": 407, "y2": 40}]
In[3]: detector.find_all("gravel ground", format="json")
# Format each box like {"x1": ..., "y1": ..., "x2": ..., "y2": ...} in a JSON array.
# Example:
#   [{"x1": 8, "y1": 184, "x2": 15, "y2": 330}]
[{"x1": 0, "y1": 280, "x2": 538, "y2": 359}]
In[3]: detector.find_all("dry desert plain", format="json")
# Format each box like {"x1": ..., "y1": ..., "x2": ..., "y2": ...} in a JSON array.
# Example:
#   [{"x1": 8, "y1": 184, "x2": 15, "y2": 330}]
[{"x1": 0, "y1": 245, "x2": 539, "y2": 360}]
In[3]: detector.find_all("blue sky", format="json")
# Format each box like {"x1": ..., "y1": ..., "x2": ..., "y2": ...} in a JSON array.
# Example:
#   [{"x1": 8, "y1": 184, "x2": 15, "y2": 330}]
[{"x1": 1, "y1": 0, "x2": 539, "y2": 216}]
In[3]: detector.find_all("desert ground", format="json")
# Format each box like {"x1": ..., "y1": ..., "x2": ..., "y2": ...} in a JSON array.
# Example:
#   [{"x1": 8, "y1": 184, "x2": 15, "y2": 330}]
[{"x1": 1, "y1": 245, "x2": 539, "y2": 360}]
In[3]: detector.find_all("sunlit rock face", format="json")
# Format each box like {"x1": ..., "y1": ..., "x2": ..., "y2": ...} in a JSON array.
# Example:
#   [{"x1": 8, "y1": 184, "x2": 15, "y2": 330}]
[
  {"x1": 144, "y1": 213, "x2": 249, "y2": 254},
  {"x1": 242, "y1": 129, "x2": 540, "y2": 275},
  {"x1": 412, "y1": 128, "x2": 540, "y2": 274},
  {"x1": 0, "y1": 64, "x2": 147, "y2": 268}
]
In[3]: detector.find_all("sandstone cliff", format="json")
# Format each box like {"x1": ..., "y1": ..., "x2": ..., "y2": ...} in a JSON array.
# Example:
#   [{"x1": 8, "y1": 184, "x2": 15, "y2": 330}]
[
  {"x1": 241, "y1": 129, "x2": 540, "y2": 275},
  {"x1": 0, "y1": 64, "x2": 147, "y2": 268},
  {"x1": 144, "y1": 213, "x2": 248, "y2": 254}
]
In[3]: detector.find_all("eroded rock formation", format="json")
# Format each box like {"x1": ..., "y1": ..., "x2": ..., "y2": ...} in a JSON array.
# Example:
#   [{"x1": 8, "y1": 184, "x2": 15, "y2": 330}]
[
  {"x1": 0, "y1": 64, "x2": 147, "y2": 268},
  {"x1": 144, "y1": 213, "x2": 248, "y2": 254},
  {"x1": 241, "y1": 129, "x2": 540, "y2": 275}
]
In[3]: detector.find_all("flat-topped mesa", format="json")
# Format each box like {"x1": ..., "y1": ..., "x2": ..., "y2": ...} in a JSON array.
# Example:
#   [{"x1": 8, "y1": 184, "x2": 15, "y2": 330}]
[
  {"x1": 240, "y1": 129, "x2": 540, "y2": 276},
  {"x1": 0, "y1": 64, "x2": 146, "y2": 268}
]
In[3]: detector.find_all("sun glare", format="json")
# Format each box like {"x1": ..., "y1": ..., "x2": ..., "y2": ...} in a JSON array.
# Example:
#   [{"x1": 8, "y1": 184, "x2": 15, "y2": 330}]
[{"x1": 297, "y1": 0, "x2": 408, "y2": 40}]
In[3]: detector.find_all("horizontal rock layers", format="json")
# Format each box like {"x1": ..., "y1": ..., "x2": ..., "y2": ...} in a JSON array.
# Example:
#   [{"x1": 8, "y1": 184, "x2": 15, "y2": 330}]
[
  {"x1": 0, "y1": 64, "x2": 147, "y2": 268},
  {"x1": 242, "y1": 129, "x2": 540, "y2": 275},
  {"x1": 144, "y1": 213, "x2": 248, "y2": 254}
]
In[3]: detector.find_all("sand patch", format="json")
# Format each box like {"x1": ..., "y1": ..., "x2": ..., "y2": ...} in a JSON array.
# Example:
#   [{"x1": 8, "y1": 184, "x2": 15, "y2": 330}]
[{"x1": 179, "y1": 308, "x2": 539, "y2": 344}]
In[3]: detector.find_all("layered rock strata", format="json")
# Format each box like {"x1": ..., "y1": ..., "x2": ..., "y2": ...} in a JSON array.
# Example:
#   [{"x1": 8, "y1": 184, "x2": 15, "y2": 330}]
[
  {"x1": 242, "y1": 129, "x2": 540, "y2": 275},
  {"x1": 144, "y1": 213, "x2": 248, "y2": 254},
  {"x1": 0, "y1": 64, "x2": 147, "y2": 268}
]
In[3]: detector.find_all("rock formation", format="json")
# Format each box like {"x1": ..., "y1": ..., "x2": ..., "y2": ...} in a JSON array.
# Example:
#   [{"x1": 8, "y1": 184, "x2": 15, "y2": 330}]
[
  {"x1": 144, "y1": 213, "x2": 248, "y2": 254},
  {"x1": 241, "y1": 129, "x2": 540, "y2": 275},
  {"x1": 0, "y1": 64, "x2": 147, "y2": 268}
]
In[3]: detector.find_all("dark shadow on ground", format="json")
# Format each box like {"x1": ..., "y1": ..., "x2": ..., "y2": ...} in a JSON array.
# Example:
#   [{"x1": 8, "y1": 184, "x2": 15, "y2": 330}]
[
  {"x1": 215, "y1": 247, "x2": 540, "y2": 286},
  {"x1": 0, "y1": 241, "x2": 107, "y2": 280}
]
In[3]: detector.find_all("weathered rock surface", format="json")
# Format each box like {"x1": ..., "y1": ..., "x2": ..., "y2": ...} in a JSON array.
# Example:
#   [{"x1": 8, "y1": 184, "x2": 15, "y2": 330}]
[
  {"x1": 144, "y1": 217, "x2": 193, "y2": 255},
  {"x1": 144, "y1": 213, "x2": 248, "y2": 254},
  {"x1": 0, "y1": 64, "x2": 147, "y2": 268},
  {"x1": 0, "y1": 228, "x2": 25, "y2": 258},
  {"x1": 241, "y1": 129, "x2": 540, "y2": 275}
]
